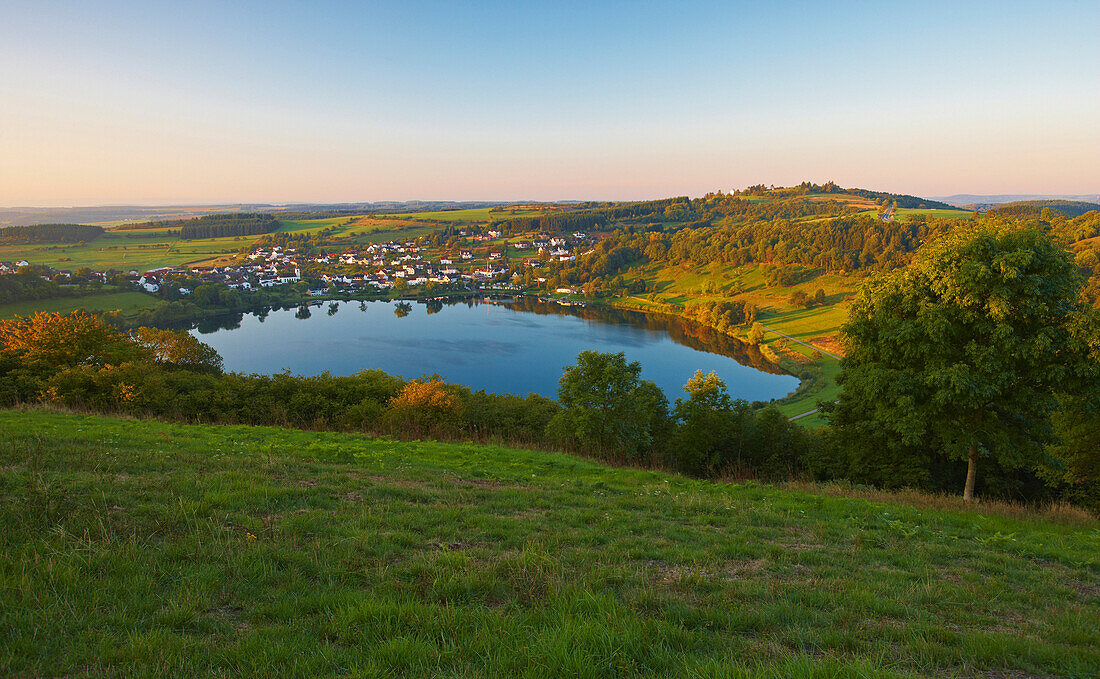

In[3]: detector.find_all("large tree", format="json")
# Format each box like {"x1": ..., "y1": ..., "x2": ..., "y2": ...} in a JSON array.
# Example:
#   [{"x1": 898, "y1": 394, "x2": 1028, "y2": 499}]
[
  {"x1": 828, "y1": 226, "x2": 1089, "y2": 500},
  {"x1": 548, "y1": 350, "x2": 668, "y2": 459}
]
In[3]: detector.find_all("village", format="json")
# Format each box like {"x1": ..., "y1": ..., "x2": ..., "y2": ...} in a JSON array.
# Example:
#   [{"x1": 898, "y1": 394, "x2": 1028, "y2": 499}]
[{"x1": 0, "y1": 227, "x2": 598, "y2": 300}]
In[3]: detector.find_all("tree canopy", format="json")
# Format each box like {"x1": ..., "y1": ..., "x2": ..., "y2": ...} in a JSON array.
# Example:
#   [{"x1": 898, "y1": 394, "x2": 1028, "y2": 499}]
[
  {"x1": 0, "y1": 223, "x2": 104, "y2": 245},
  {"x1": 548, "y1": 350, "x2": 668, "y2": 459},
  {"x1": 827, "y1": 226, "x2": 1091, "y2": 500}
]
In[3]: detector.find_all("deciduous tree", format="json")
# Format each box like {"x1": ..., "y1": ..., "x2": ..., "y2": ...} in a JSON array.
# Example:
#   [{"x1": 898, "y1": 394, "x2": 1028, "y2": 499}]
[
  {"x1": 829, "y1": 226, "x2": 1089, "y2": 500},
  {"x1": 548, "y1": 350, "x2": 668, "y2": 459}
]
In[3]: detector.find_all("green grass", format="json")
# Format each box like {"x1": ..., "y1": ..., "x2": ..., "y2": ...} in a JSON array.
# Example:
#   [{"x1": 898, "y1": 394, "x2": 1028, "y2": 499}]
[
  {"x1": 0, "y1": 229, "x2": 256, "y2": 271},
  {"x1": 757, "y1": 305, "x2": 849, "y2": 340},
  {"x1": 281, "y1": 216, "x2": 455, "y2": 246},
  {"x1": 381, "y1": 207, "x2": 544, "y2": 222},
  {"x1": 0, "y1": 291, "x2": 160, "y2": 320},
  {"x1": 2, "y1": 409, "x2": 1096, "y2": 678},
  {"x1": 347, "y1": 223, "x2": 444, "y2": 245},
  {"x1": 853, "y1": 209, "x2": 974, "y2": 220},
  {"x1": 612, "y1": 262, "x2": 858, "y2": 423},
  {"x1": 774, "y1": 358, "x2": 842, "y2": 418},
  {"x1": 276, "y1": 217, "x2": 360, "y2": 234}
]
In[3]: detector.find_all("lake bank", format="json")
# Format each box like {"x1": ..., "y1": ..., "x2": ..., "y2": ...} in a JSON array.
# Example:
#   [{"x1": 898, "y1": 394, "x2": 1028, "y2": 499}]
[{"x1": 188, "y1": 297, "x2": 800, "y2": 402}]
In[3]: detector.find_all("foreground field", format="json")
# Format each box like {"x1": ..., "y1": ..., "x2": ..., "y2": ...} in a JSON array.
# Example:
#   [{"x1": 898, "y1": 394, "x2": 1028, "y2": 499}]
[
  {"x1": 0, "y1": 229, "x2": 259, "y2": 271},
  {"x1": 0, "y1": 290, "x2": 159, "y2": 320},
  {"x1": 2, "y1": 410, "x2": 1096, "y2": 678}
]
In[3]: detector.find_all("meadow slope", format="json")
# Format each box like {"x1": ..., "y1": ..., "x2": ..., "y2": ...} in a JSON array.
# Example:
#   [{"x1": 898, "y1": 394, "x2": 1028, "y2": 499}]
[{"x1": 1, "y1": 410, "x2": 1097, "y2": 678}]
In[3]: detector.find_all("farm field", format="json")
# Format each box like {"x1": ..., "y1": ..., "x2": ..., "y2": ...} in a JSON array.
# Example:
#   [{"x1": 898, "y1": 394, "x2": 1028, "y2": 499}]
[
  {"x1": 380, "y1": 207, "x2": 546, "y2": 222},
  {"x1": 0, "y1": 290, "x2": 159, "y2": 320},
  {"x1": 853, "y1": 208, "x2": 975, "y2": 220},
  {"x1": 278, "y1": 216, "x2": 448, "y2": 246},
  {"x1": 276, "y1": 217, "x2": 360, "y2": 234},
  {"x1": 0, "y1": 229, "x2": 257, "y2": 271},
  {"x1": 2, "y1": 410, "x2": 1096, "y2": 678}
]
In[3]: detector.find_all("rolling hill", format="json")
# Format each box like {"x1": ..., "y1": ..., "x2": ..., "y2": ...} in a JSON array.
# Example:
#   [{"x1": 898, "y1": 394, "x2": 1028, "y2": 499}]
[{"x1": 2, "y1": 409, "x2": 1096, "y2": 678}]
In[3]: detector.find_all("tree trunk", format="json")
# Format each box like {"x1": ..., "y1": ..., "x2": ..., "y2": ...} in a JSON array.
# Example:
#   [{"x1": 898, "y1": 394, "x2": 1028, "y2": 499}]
[{"x1": 963, "y1": 445, "x2": 978, "y2": 502}]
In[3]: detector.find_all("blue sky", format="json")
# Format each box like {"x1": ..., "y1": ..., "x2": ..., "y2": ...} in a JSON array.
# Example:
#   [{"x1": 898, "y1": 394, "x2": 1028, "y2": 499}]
[{"x1": 1, "y1": 1, "x2": 1098, "y2": 204}]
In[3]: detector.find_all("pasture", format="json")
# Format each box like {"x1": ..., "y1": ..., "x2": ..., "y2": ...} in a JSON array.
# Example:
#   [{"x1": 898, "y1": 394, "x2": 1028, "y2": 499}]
[
  {"x1": 0, "y1": 229, "x2": 255, "y2": 271},
  {"x1": 2, "y1": 410, "x2": 1096, "y2": 678},
  {"x1": 381, "y1": 207, "x2": 546, "y2": 223},
  {"x1": 0, "y1": 290, "x2": 159, "y2": 320}
]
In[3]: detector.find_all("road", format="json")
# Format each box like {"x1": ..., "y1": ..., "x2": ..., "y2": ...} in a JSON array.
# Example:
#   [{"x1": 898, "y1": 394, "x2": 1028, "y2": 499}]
[
  {"x1": 760, "y1": 324, "x2": 842, "y2": 421},
  {"x1": 759, "y1": 325, "x2": 843, "y2": 360},
  {"x1": 788, "y1": 408, "x2": 820, "y2": 421}
]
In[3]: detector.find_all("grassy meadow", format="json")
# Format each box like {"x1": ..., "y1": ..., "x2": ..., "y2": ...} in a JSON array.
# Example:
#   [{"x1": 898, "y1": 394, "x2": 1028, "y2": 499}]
[
  {"x1": 852, "y1": 208, "x2": 975, "y2": 221},
  {"x1": 0, "y1": 229, "x2": 257, "y2": 271},
  {"x1": 1, "y1": 409, "x2": 1096, "y2": 678},
  {"x1": 0, "y1": 290, "x2": 159, "y2": 320},
  {"x1": 0, "y1": 214, "x2": 445, "y2": 270},
  {"x1": 381, "y1": 207, "x2": 546, "y2": 222},
  {"x1": 276, "y1": 217, "x2": 360, "y2": 234},
  {"x1": 612, "y1": 261, "x2": 859, "y2": 420}
]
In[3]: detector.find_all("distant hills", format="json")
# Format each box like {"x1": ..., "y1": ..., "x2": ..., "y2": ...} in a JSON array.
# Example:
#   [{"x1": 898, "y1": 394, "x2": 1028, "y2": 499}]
[
  {"x1": 5, "y1": 188, "x2": 1097, "y2": 227},
  {"x1": 987, "y1": 199, "x2": 1100, "y2": 218},
  {"x1": 0, "y1": 201, "x2": 519, "y2": 227},
  {"x1": 933, "y1": 194, "x2": 1100, "y2": 209}
]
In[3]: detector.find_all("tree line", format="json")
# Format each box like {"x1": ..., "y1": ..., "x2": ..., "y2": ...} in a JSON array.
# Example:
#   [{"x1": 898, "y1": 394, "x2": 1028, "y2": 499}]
[
  {"x1": 178, "y1": 213, "x2": 280, "y2": 240},
  {"x1": 0, "y1": 271, "x2": 80, "y2": 304},
  {"x1": 0, "y1": 311, "x2": 814, "y2": 484},
  {"x1": 0, "y1": 223, "x2": 104, "y2": 245}
]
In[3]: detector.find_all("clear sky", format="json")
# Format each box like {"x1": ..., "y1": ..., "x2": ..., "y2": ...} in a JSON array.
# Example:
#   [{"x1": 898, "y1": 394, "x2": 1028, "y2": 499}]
[{"x1": 2, "y1": 1, "x2": 1098, "y2": 205}]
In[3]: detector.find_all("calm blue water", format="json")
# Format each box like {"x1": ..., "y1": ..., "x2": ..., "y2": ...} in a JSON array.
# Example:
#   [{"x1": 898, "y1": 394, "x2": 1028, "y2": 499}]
[{"x1": 191, "y1": 298, "x2": 799, "y2": 401}]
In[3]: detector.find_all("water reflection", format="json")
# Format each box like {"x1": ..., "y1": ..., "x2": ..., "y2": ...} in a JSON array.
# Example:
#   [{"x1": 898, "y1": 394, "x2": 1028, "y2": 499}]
[{"x1": 185, "y1": 296, "x2": 799, "y2": 400}]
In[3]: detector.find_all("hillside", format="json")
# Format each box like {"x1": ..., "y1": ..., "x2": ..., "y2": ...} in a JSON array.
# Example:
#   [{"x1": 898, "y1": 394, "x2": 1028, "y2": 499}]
[
  {"x1": 935, "y1": 194, "x2": 1100, "y2": 209},
  {"x1": 988, "y1": 200, "x2": 1100, "y2": 218},
  {"x1": 2, "y1": 410, "x2": 1097, "y2": 678},
  {"x1": 2, "y1": 184, "x2": 1096, "y2": 427}
]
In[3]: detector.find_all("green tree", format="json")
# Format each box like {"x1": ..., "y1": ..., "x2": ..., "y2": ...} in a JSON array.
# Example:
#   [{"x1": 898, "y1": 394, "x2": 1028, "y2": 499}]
[
  {"x1": 829, "y1": 226, "x2": 1089, "y2": 500},
  {"x1": 1044, "y1": 310, "x2": 1100, "y2": 509},
  {"x1": 548, "y1": 351, "x2": 668, "y2": 459},
  {"x1": 747, "y1": 322, "x2": 765, "y2": 345},
  {"x1": 670, "y1": 370, "x2": 749, "y2": 475}
]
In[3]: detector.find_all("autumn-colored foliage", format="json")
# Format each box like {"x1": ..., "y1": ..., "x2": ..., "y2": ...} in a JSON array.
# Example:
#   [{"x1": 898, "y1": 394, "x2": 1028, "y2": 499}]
[
  {"x1": 0, "y1": 311, "x2": 142, "y2": 368},
  {"x1": 390, "y1": 379, "x2": 462, "y2": 415},
  {"x1": 0, "y1": 311, "x2": 223, "y2": 374},
  {"x1": 134, "y1": 327, "x2": 223, "y2": 372}
]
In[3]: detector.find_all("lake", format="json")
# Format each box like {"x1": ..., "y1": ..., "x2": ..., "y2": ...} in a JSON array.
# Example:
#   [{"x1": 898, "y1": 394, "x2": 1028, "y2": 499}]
[{"x1": 190, "y1": 297, "x2": 799, "y2": 401}]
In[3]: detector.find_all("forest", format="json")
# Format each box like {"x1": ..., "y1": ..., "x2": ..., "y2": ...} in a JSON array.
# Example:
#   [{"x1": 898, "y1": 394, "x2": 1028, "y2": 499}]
[
  {"x1": 990, "y1": 199, "x2": 1100, "y2": 219},
  {"x1": 0, "y1": 223, "x2": 104, "y2": 244},
  {"x1": 177, "y1": 213, "x2": 281, "y2": 240},
  {"x1": 524, "y1": 200, "x2": 1100, "y2": 308}
]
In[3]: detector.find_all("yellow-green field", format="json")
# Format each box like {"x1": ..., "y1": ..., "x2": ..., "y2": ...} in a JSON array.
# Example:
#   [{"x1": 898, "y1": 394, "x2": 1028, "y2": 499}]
[
  {"x1": 634, "y1": 262, "x2": 857, "y2": 342},
  {"x1": 276, "y1": 217, "x2": 360, "y2": 234},
  {"x1": 0, "y1": 230, "x2": 256, "y2": 271},
  {"x1": 853, "y1": 208, "x2": 975, "y2": 220},
  {"x1": 380, "y1": 207, "x2": 546, "y2": 222},
  {"x1": 0, "y1": 291, "x2": 159, "y2": 320},
  {"x1": 613, "y1": 261, "x2": 861, "y2": 423},
  {"x1": 277, "y1": 216, "x2": 452, "y2": 246}
]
